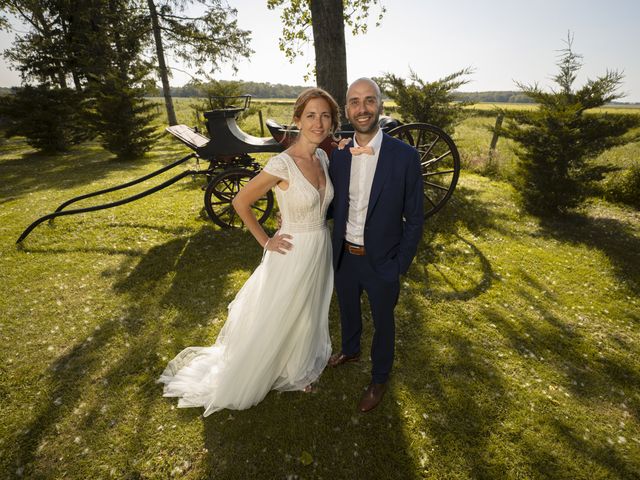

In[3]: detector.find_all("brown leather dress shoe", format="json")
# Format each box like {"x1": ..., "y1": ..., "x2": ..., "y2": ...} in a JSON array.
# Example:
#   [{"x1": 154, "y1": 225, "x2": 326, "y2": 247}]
[
  {"x1": 327, "y1": 351, "x2": 361, "y2": 367},
  {"x1": 358, "y1": 383, "x2": 387, "y2": 412}
]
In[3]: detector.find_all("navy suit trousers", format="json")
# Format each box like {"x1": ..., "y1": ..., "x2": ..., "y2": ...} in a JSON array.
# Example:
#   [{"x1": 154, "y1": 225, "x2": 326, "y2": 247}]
[{"x1": 334, "y1": 247, "x2": 400, "y2": 384}]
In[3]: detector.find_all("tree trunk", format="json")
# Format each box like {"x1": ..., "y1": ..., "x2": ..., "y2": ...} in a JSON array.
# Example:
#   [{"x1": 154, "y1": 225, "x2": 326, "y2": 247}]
[
  {"x1": 56, "y1": 69, "x2": 67, "y2": 89},
  {"x1": 72, "y1": 71, "x2": 82, "y2": 91},
  {"x1": 148, "y1": 0, "x2": 177, "y2": 125},
  {"x1": 310, "y1": 0, "x2": 347, "y2": 120}
]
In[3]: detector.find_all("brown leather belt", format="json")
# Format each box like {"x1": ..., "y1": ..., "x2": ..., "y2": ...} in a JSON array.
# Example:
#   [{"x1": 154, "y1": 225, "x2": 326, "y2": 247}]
[{"x1": 344, "y1": 241, "x2": 366, "y2": 256}]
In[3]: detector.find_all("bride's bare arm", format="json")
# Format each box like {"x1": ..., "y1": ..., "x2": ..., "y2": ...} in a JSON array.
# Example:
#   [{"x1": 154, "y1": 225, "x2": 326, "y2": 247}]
[{"x1": 231, "y1": 171, "x2": 293, "y2": 253}]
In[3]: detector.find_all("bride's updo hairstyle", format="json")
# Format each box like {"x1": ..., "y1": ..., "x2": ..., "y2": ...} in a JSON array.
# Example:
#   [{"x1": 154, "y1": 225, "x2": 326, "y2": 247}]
[{"x1": 290, "y1": 87, "x2": 341, "y2": 140}]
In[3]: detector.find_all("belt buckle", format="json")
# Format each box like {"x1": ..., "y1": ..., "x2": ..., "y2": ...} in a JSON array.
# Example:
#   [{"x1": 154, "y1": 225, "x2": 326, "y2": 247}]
[{"x1": 347, "y1": 243, "x2": 363, "y2": 255}]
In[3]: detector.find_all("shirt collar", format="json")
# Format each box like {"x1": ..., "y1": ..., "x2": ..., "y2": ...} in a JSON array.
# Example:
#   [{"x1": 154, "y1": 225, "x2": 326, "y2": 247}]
[{"x1": 352, "y1": 127, "x2": 383, "y2": 154}]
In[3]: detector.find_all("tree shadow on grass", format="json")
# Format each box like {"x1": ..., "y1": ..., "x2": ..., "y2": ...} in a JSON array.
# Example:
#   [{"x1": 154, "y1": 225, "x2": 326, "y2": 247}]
[
  {"x1": 8, "y1": 225, "x2": 262, "y2": 478},
  {"x1": 543, "y1": 418, "x2": 640, "y2": 479},
  {"x1": 0, "y1": 139, "x2": 190, "y2": 202},
  {"x1": 381, "y1": 180, "x2": 640, "y2": 477},
  {"x1": 111, "y1": 225, "x2": 262, "y2": 337},
  {"x1": 480, "y1": 273, "x2": 640, "y2": 477},
  {"x1": 539, "y1": 212, "x2": 640, "y2": 295},
  {"x1": 426, "y1": 183, "x2": 515, "y2": 239},
  {"x1": 413, "y1": 233, "x2": 496, "y2": 302},
  {"x1": 397, "y1": 289, "x2": 511, "y2": 478},
  {"x1": 10, "y1": 312, "x2": 130, "y2": 478},
  {"x1": 408, "y1": 182, "x2": 504, "y2": 303}
]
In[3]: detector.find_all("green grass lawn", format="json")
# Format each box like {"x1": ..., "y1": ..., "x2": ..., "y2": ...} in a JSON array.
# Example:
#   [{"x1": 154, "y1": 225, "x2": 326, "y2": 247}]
[{"x1": 1, "y1": 118, "x2": 640, "y2": 479}]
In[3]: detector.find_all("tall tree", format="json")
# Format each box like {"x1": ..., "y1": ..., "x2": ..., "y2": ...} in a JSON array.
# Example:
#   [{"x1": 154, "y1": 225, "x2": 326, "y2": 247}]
[
  {"x1": 309, "y1": 0, "x2": 346, "y2": 108},
  {"x1": 142, "y1": 0, "x2": 252, "y2": 125},
  {"x1": 267, "y1": 0, "x2": 384, "y2": 109},
  {"x1": 147, "y1": 0, "x2": 177, "y2": 124}
]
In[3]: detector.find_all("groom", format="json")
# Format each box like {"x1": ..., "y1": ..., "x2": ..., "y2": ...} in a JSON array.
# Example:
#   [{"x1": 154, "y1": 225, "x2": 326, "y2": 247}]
[{"x1": 328, "y1": 78, "x2": 424, "y2": 412}]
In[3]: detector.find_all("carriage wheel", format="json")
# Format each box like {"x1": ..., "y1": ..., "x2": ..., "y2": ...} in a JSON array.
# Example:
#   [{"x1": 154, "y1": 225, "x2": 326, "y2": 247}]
[
  {"x1": 204, "y1": 168, "x2": 274, "y2": 228},
  {"x1": 388, "y1": 123, "x2": 460, "y2": 218}
]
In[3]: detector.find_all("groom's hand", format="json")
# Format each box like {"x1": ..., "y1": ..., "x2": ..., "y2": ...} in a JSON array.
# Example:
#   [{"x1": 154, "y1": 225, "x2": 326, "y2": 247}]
[
  {"x1": 265, "y1": 233, "x2": 293, "y2": 254},
  {"x1": 331, "y1": 137, "x2": 350, "y2": 150}
]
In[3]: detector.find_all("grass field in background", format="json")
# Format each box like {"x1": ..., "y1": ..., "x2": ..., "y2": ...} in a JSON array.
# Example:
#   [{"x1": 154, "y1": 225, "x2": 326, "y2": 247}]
[{"x1": 1, "y1": 102, "x2": 639, "y2": 479}]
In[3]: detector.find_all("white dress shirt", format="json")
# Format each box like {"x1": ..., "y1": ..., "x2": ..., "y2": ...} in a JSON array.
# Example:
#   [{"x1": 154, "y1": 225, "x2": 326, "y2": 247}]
[{"x1": 345, "y1": 128, "x2": 383, "y2": 246}]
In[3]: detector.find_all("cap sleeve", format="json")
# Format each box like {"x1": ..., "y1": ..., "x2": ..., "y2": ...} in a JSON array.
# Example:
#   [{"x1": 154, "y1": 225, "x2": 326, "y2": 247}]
[
  {"x1": 263, "y1": 154, "x2": 289, "y2": 181},
  {"x1": 315, "y1": 148, "x2": 329, "y2": 167}
]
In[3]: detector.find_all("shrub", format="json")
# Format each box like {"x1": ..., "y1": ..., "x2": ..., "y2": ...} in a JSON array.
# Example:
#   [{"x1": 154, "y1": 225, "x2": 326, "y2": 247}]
[
  {"x1": 602, "y1": 162, "x2": 640, "y2": 208},
  {"x1": 376, "y1": 68, "x2": 473, "y2": 134},
  {"x1": 0, "y1": 85, "x2": 92, "y2": 153},
  {"x1": 190, "y1": 80, "x2": 257, "y2": 134}
]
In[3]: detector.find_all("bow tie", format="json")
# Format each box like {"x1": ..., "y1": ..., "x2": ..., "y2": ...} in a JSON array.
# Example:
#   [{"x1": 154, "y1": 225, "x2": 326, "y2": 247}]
[{"x1": 350, "y1": 146, "x2": 374, "y2": 156}]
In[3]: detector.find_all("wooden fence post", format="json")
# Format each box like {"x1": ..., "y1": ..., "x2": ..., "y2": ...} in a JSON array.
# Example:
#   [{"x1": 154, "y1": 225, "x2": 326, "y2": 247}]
[
  {"x1": 489, "y1": 113, "x2": 504, "y2": 155},
  {"x1": 258, "y1": 110, "x2": 265, "y2": 137}
]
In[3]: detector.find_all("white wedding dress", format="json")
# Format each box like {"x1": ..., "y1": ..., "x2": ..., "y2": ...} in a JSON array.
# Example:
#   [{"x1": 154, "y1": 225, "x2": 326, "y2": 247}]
[{"x1": 159, "y1": 149, "x2": 333, "y2": 415}]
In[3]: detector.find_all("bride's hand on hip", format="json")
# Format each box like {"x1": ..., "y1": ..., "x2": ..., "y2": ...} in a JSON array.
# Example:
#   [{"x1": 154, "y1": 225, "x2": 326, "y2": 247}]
[{"x1": 265, "y1": 232, "x2": 293, "y2": 254}]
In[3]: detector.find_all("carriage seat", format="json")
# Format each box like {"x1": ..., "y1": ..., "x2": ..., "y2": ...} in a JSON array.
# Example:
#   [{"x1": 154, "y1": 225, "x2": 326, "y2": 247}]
[
  {"x1": 166, "y1": 125, "x2": 210, "y2": 151},
  {"x1": 265, "y1": 119, "x2": 288, "y2": 141},
  {"x1": 193, "y1": 111, "x2": 283, "y2": 156}
]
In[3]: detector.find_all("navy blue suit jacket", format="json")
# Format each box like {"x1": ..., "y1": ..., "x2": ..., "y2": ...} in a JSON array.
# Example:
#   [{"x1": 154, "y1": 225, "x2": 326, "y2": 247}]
[{"x1": 329, "y1": 133, "x2": 424, "y2": 281}]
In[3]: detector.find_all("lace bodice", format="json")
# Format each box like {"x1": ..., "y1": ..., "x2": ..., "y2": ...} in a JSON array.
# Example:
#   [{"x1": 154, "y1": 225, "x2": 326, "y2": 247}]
[{"x1": 263, "y1": 149, "x2": 334, "y2": 233}]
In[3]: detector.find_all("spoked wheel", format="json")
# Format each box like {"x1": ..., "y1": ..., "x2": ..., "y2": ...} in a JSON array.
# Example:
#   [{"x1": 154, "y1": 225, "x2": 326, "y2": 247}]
[
  {"x1": 388, "y1": 123, "x2": 460, "y2": 218},
  {"x1": 204, "y1": 168, "x2": 274, "y2": 228}
]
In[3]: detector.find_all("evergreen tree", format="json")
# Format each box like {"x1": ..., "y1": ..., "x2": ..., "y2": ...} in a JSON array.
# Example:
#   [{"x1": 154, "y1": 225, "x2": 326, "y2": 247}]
[
  {"x1": 499, "y1": 34, "x2": 640, "y2": 215},
  {"x1": 85, "y1": 0, "x2": 159, "y2": 159},
  {"x1": 377, "y1": 68, "x2": 473, "y2": 133},
  {"x1": 0, "y1": 85, "x2": 90, "y2": 152}
]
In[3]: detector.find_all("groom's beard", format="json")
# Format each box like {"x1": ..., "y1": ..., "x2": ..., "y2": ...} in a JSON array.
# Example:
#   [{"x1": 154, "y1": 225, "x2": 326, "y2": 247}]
[{"x1": 350, "y1": 111, "x2": 380, "y2": 134}]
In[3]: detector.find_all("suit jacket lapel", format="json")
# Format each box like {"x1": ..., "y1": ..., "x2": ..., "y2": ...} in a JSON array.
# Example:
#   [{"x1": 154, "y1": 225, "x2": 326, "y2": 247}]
[{"x1": 366, "y1": 133, "x2": 393, "y2": 223}]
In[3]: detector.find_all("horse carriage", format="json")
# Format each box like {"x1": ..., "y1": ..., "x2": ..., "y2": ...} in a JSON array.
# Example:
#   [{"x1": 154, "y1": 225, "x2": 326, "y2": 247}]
[{"x1": 17, "y1": 95, "x2": 460, "y2": 243}]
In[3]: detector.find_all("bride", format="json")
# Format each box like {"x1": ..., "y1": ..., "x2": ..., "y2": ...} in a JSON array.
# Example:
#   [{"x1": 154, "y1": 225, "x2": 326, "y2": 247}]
[{"x1": 158, "y1": 88, "x2": 339, "y2": 415}]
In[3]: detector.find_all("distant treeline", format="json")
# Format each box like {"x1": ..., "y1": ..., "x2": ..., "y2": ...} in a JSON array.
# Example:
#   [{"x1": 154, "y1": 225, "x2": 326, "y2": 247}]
[
  {"x1": 167, "y1": 81, "x2": 310, "y2": 99},
  {"x1": 453, "y1": 91, "x2": 535, "y2": 103}
]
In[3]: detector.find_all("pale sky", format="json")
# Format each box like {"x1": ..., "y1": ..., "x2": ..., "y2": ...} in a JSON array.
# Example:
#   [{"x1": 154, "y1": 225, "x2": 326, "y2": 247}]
[{"x1": 1, "y1": 0, "x2": 639, "y2": 102}]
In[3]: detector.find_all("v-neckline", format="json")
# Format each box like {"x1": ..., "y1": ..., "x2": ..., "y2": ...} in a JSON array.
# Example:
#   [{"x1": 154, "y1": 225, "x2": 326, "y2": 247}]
[{"x1": 281, "y1": 151, "x2": 327, "y2": 192}]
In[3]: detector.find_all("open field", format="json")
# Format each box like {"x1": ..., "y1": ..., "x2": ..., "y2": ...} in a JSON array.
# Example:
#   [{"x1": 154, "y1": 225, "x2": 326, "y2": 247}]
[
  {"x1": 463, "y1": 102, "x2": 640, "y2": 114},
  {"x1": 1, "y1": 110, "x2": 640, "y2": 479}
]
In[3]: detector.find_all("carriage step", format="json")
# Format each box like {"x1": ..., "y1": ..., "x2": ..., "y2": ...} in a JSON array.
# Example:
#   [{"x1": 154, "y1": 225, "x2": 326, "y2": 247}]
[{"x1": 166, "y1": 125, "x2": 210, "y2": 150}]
